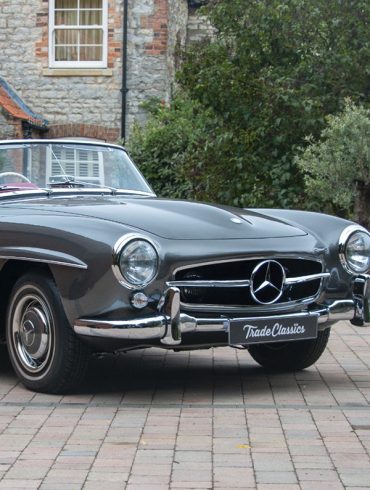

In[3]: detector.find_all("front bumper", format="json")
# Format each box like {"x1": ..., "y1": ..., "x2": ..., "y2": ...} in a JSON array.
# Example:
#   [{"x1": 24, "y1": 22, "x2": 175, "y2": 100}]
[{"x1": 74, "y1": 275, "x2": 370, "y2": 346}]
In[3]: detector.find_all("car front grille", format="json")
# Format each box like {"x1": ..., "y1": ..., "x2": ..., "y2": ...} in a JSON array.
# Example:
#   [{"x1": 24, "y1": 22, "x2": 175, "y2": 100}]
[{"x1": 168, "y1": 258, "x2": 327, "y2": 308}]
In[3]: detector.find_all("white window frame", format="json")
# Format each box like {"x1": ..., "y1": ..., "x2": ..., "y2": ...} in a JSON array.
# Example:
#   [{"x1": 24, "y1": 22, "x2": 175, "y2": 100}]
[
  {"x1": 49, "y1": 0, "x2": 108, "y2": 69},
  {"x1": 46, "y1": 145, "x2": 105, "y2": 185}
]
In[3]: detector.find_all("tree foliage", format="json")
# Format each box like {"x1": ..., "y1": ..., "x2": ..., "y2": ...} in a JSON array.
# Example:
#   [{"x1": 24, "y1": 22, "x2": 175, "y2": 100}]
[
  {"x1": 128, "y1": 97, "x2": 220, "y2": 200},
  {"x1": 129, "y1": 0, "x2": 370, "y2": 209},
  {"x1": 296, "y1": 101, "x2": 370, "y2": 228}
]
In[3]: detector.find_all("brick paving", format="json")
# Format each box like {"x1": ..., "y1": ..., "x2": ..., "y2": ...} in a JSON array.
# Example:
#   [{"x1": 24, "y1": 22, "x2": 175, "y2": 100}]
[{"x1": 0, "y1": 321, "x2": 369, "y2": 489}]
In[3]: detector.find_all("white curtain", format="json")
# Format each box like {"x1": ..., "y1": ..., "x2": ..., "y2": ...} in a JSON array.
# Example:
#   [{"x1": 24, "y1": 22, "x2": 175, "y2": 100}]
[{"x1": 55, "y1": 0, "x2": 103, "y2": 61}]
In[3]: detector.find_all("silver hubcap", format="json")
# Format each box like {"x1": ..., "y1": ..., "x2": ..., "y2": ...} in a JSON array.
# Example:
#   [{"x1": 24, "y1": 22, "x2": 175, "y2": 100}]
[{"x1": 12, "y1": 294, "x2": 53, "y2": 373}]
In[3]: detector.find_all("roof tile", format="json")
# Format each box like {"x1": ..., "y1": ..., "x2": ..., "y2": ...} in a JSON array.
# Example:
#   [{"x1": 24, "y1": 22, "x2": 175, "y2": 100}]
[{"x1": 0, "y1": 78, "x2": 48, "y2": 129}]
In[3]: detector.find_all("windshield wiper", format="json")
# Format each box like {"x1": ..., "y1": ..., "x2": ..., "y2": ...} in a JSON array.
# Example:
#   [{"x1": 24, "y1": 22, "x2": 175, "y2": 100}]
[
  {"x1": 49, "y1": 177, "x2": 118, "y2": 194},
  {"x1": 49, "y1": 178, "x2": 84, "y2": 188}
]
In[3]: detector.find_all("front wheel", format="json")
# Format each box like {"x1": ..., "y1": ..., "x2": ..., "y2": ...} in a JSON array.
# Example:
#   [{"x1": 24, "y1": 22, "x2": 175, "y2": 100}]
[
  {"x1": 6, "y1": 272, "x2": 90, "y2": 394},
  {"x1": 248, "y1": 328, "x2": 331, "y2": 371}
]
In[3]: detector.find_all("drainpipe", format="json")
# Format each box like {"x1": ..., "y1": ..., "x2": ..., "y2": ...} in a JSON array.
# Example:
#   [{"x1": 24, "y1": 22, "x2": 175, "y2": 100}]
[{"x1": 121, "y1": 0, "x2": 129, "y2": 141}]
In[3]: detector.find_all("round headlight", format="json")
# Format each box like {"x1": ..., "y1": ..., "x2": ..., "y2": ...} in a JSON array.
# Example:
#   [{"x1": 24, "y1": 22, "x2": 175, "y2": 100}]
[
  {"x1": 113, "y1": 235, "x2": 159, "y2": 288},
  {"x1": 340, "y1": 226, "x2": 370, "y2": 274},
  {"x1": 120, "y1": 239, "x2": 158, "y2": 286}
]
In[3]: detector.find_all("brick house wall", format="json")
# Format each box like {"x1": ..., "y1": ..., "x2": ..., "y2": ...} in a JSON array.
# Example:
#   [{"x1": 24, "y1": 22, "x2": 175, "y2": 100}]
[{"x1": 0, "y1": 0, "x2": 209, "y2": 142}]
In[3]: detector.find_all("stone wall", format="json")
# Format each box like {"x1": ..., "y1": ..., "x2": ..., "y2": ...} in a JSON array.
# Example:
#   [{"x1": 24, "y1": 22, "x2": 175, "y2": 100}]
[
  {"x1": 0, "y1": 0, "x2": 123, "y2": 141},
  {"x1": 167, "y1": 0, "x2": 189, "y2": 94},
  {"x1": 187, "y1": 7, "x2": 215, "y2": 44},
  {"x1": 0, "y1": 0, "x2": 212, "y2": 141},
  {"x1": 125, "y1": 0, "x2": 169, "y2": 131}
]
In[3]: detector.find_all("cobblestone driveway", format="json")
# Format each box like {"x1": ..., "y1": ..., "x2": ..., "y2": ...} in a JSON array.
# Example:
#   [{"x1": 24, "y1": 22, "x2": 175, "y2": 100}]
[{"x1": 0, "y1": 321, "x2": 369, "y2": 489}]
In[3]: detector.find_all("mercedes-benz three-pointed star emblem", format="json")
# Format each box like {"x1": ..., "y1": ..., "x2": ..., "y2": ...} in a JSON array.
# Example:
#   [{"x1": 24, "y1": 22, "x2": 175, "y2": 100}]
[{"x1": 250, "y1": 260, "x2": 286, "y2": 305}]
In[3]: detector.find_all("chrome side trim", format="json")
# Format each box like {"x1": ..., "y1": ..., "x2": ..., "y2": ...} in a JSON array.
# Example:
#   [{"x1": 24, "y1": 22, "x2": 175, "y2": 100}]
[{"x1": 0, "y1": 254, "x2": 87, "y2": 269}]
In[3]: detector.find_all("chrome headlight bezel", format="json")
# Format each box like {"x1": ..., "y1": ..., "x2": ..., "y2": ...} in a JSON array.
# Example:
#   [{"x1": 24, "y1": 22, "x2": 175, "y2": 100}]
[
  {"x1": 112, "y1": 234, "x2": 159, "y2": 289},
  {"x1": 339, "y1": 225, "x2": 370, "y2": 275}
]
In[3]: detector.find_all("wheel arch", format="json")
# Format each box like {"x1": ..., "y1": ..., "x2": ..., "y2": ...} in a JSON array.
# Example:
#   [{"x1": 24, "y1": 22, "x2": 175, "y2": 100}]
[
  {"x1": 3, "y1": 262, "x2": 90, "y2": 393},
  {"x1": 0, "y1": 260, "x2": 55, "y2": 340}
]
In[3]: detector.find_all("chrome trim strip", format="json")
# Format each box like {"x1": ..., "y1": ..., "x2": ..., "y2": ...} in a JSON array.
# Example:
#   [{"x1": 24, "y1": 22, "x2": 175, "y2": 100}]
[
  {"x1": 0, "y1": 138, "x2": 128, "y2": 152},
  {"x1": 0, "y1": 189, "x2": 49, "y2": 199},
  {"x1": 179, "y1": 294, "x2": 322, "y2": 313},
  {"x1": 172, "y1": 254, "x2": 323, "y2": 277},
  {"x1": 195, "y1": 318, "x2": 230, "y2": 333},
  {"x1": 285, "y1": 272, "x2": 330, "y2": 285},
  {"x1": 0, "y1": 188, "x2": 154, "y2": 200},
  {"x1": 167, "y1": 279, "x2": 251, "y2": 288},
  {"x1": 0, "y1": 254, "x2": 87, "y2": 269},
  {"x1": 168, "y1": 272, "x2": 329, "y2": 289},
  {"x1": 47, "y1": 188, "x2": 154, "y2": 197}
]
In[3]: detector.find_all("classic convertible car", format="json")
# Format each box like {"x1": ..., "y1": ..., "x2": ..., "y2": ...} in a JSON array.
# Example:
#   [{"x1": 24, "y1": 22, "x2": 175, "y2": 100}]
[{"x1": 0, "y1": 139, "x2": 369, "y2": 393}]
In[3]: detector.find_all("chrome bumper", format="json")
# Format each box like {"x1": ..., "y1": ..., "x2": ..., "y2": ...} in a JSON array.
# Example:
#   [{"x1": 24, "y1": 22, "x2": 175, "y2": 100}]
[{"x1": 74, "y1": 275, "x2": 370, "y2": 346}]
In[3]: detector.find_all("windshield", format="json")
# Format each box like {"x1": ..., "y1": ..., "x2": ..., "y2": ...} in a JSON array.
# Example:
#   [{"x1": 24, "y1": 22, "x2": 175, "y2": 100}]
[{"x1": 0, "y1": 141, "x2": 154, "y2": 195}]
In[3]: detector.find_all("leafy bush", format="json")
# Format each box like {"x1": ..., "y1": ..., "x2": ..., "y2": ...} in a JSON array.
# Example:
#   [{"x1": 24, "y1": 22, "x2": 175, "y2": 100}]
[
  {"x1": 295, "y1": 101, "x2": 370, "y2": 228},
  {"x1": 127, "y1": 97, "x2": 194, "y2": 199},
  {"x1": 129, "y1": 0, "x2": 370, "y2": 209},
  {"x1": 127, "y1": 96, "x2": 236, "y2": 202}
]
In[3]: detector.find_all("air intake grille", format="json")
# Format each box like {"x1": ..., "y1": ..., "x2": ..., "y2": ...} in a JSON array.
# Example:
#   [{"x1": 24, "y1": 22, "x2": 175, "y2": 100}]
[{"x1": 172, "y1": 258, "x2": 324, "y2": 307}]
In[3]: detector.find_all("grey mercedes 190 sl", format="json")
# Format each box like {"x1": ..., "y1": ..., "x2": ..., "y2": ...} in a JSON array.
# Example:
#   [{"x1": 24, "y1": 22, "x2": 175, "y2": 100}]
[{"x1": 0, "y1": 139, "x2": 369, "y2": 393}]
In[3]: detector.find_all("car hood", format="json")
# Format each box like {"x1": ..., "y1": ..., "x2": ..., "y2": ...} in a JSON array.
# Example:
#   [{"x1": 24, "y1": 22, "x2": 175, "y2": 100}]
[{"x1": 5, "y1": 196, "x2": 308, "y2": 240}]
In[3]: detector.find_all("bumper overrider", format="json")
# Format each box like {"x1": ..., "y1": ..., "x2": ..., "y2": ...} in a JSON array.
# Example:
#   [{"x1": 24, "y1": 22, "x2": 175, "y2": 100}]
[{"x1": 74, "y1": 275, "x2": 370, "y2": 347}]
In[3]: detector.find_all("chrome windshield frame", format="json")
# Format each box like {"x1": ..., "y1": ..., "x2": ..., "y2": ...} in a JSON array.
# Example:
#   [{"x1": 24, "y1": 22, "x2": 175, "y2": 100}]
[{"x1": 0, "y1": 139, "x2": 155, "y2": 197}]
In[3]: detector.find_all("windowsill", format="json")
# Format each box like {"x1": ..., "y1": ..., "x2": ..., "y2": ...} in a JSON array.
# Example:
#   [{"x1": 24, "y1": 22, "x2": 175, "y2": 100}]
[{"x1": 42, "y1": 68, "x2": 113, "y2": 77}]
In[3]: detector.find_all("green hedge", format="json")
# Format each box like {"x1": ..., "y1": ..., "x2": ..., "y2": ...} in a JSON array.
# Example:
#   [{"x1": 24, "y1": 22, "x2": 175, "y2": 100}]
[{"x1": 128, "y1": 0, "x2": 370, "y2": 210}]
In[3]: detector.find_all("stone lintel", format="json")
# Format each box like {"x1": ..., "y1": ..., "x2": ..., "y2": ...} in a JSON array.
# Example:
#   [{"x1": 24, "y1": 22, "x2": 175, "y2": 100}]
[{"x1": 42, "y1": 69, "x2": 114, "y2": 77}]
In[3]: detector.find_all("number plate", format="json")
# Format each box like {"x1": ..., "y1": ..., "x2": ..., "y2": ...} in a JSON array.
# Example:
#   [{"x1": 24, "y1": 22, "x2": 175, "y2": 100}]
[{"x1": 229, "y1": 314, "x2": 318, "y2": 345}]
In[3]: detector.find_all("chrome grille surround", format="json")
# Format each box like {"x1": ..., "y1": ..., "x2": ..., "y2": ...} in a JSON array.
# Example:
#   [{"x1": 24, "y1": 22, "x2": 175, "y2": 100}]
[{"x1": 168, "y1": 256, "x2": 328, "y2": 312}]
